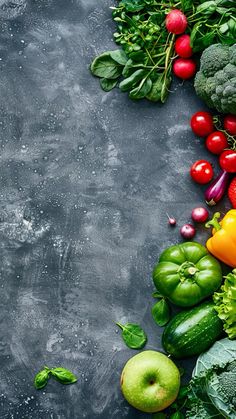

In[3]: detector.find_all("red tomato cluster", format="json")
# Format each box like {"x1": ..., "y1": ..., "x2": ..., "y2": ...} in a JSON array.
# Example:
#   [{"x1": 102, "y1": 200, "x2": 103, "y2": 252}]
[
  {"x1": 189, "y1": 112, "x2": 236, "y2": 185},
  {"x1": 165, "y1": 11, "x2": 197, "y2": 80}
]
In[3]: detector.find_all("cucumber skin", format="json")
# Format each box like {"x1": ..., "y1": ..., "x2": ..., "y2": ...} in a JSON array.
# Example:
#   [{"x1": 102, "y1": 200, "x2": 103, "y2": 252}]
[{"x1": 162, "y1": 301, "x2": 223, "y2": 359}]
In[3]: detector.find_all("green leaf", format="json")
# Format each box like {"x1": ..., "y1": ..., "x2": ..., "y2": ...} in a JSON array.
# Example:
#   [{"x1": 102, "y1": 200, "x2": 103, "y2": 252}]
[
  {"x1": 129, "y1": 51, "x2": 147, "y2": 62},
  {"x1": 100, "y1": 78, "x2": 118, "y2": 92},
  {"x1": 129, "y1": 77, "x2": 152, "y2": 100},
  {"x1": 119, "y1": 0, "x2": 146, "y2": 12},
  {"x1": 34, "y1": 368, "x2": 50, "y2": 390},
  {"x1": 161, "y1": 77, "x2": 171, "y2": 104},
  {"x1": 151, "y1": 298, "x2": 170, "y2": 326},
  {"x1": 110, "y1": 50, "x2": 128, "y2": 66},
  {"x1": 146, "y1": 76, "x2": 163, "y2": 102},
  {"x1": 170, "y1": 413, "x2": 184, "y2": 419},
  {"x1": 180, "y1": 0, "x2": 194, "y2": 12},
  {"x1": 50, "y1": 367, "x2": 78, "y2": 385},
  {"x1": 116, "y1": 322, "x2": 147, "y2": 349},
  {"x1": 90, "y1": 52, "x2": 123, "y2": 79}
]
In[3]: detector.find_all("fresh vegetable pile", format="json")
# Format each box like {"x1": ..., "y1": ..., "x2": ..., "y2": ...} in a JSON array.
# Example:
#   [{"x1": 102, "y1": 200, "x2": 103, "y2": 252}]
[{"x1": 90, "y1": 0, "x2": 236, "y2": 104}]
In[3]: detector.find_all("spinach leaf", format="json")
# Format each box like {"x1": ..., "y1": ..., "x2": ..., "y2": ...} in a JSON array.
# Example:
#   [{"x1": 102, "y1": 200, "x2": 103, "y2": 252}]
[
  {"x1": 90, "y1": 52, "x2": 123, "y2": 79},
  {"x1": 146, "y1": 76, "x2": 163, "y2": 102},
  {"x1": 100, "y1": 78, "x2": 118, "y2": 92},
  {"x1": 116, "y1": 322, "x2": 147, "y2": 349},
  {"x1": 129, "y1": 77, "x2": 152, "y2": 99},
  {"x1": 110, "y1": 50, "x2": 128, "y2": 65},
  {"x1": 151, "y1": 298, "x2": 170, "y2": 326},
  {"x1": 51, "y1": 367, "x2": 78, "y2": 385},
  {"x1": 34, "y1": 367, "x2": 50, "y2": 390}
]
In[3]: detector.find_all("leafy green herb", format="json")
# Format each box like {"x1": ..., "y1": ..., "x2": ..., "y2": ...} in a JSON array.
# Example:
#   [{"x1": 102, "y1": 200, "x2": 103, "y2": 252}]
[
  {"x1": 100, "y1": 78, "x2": 118, "y2": 92},
  {"x1": 213, "y1": 269, "x2": 236, "y2": 339},
  {"x1": 116, "y1": 322, "x2": 147, "y2": 349},
  {"x1": 34, "y1": 366, "x2": 78, "y2": 390},
  {"x1": 34, "y1": 367, "x2": 50, "y2": 390},
  {"x1": 50, "y1": 367, "x2": 78, "y2": 385},
  {"x1": 90, "y1": 52, "x2": 124, "y2": 79},
  {"x1": 151, "y1": 298, "x2": 170, "y2": 326}
]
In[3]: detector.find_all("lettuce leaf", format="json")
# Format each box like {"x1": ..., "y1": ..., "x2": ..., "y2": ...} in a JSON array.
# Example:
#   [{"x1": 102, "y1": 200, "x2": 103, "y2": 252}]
[{"x1": 214, "y1": 269, "x2": 236, "y2": 339}]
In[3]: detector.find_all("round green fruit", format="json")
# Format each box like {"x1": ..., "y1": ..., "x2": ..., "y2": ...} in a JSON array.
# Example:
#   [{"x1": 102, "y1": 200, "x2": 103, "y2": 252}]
[{"x1": 120, "y1": 350, "x2": 180, "y2": 413}]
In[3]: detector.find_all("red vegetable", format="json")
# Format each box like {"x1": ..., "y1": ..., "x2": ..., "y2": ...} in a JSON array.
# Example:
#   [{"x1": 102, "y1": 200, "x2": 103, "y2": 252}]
[
  {"x1": 167, "y1": 214, "x2": 176, "y2": 226},
  {"x1": 165, "y1": 9, "x2": 188, "y2": 35},
  {"x1": 191, "y1": 207, "x2": 209, "y2": 223},
  {"x1": 205, "y1": 131, "x2": 228, "y2": 155},
  {"x1": 180, "y1": 224, "x2": 196, "y2": 239},
  {"x1": 224, "y1": 115, "x2": 236, "y2": 136},
  {"x1": 190, "y1": 160, "x2": 214, "y2": 184},
  {"x1": 190, "y1": 111, "x2": 214, "y2": 137},
  {"x1": 205, "y1": 170, "x2": 230, "y2": 206},
  {"x1": 175, "y1": 34, "x2": 193, "y2": 58},
  {"x1": 228, "y1": 177, "x2": 236, "y2": 208},
  {"x1": 173, "y1": 58, "x2": 196, "y2": 79},
  {"x1": 219, "y1": 150, "x2": 236, "y2": 173}
]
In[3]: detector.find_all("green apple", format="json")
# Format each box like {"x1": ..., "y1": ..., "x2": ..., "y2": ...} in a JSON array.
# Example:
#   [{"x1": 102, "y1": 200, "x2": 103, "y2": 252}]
[{"x1": 120, "y1": 350, "x2": 180, "y2": 413}]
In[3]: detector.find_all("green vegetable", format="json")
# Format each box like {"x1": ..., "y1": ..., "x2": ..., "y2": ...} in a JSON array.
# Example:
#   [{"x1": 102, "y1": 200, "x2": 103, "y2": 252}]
[
  {"x1": 90, "y1": 51, "x2": 126, "y2": 79},
  {"x1": 194, "y1": 43, "x2": 236, "y2": 114},
  {"x1": 100, "y1": 78, "x2": 118, "y2": 92},
  {"x1": 119, "y1": 69, "x2": 147, "y2": 92},
  {"x1": 214, "y1": 269, "x2": 236, "y2": 339},
  {"x1": 162, "y1": 301, "x2": 223, "y2": 358},
  {"x1": 34, "y1": 366, "x2": 78, "y2": 390},
  {"x1": 116, "y1": 322, "x2": 147, "y2": 349},
  {"x1": 50, "y1": 367, "x2": 78, "y2": 385},
  {"x1": 152, "y1": 242, "x2": 222, "y2": 307},
  {"x1": 34, "y1": 367, "x2": 50, "y2": 390},
  {"x1": 151, "y1": 298, "x2": 170, "y2": 326},
  {"x1": 186, "y1": 338, "x2": 236, "y2": 418}
]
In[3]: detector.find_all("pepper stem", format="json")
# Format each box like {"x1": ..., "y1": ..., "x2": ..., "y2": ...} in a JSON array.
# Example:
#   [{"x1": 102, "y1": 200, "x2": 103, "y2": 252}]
[{"x1": 205, "y1": 212, "x2": 222, "y2": 232}]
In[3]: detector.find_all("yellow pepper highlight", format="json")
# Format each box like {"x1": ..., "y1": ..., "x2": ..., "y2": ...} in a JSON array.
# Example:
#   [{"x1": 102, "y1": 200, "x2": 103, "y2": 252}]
[{"x1": 206, "y1": 210, "x2": 236, "y2": 268}]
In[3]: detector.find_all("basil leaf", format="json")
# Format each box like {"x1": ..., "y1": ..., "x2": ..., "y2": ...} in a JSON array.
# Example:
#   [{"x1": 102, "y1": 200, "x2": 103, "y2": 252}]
[
  {"x1": 151, "y1": 298, "x2": 170, "y2": 327},
  {"x1": 34, "y1": 368, "x2": 50, "y2": 390},
  {"x1": 110, "y1": 50, "x2": 128, "y2": 66},
  {"x1": 90, "y1": 52, "x2": 123, "y2": 79},
  {"x1": 51, "y1": 367, "x2": 78, "y2": 385},
  {"x1": 100, "y1": 78, "x2": 118, "y2": 92},
  {"x1": 129, "y1": 77, "x2": 152, "y2": 100},
  {"x1": 116, "y1": 322, "x2": 147, "y2": 349}
]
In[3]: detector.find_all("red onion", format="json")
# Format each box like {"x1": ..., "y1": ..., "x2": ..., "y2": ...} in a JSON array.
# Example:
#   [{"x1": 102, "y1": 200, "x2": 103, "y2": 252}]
[
  {"x1": 180, "y1": 224, "x2": 196, "y2": 239},
  {"x1": 205, "y1": 170, "x2": 230, "y2": 206},
  {"x1": 191, "y1": 207, "x2": 209, "y2": 223}
]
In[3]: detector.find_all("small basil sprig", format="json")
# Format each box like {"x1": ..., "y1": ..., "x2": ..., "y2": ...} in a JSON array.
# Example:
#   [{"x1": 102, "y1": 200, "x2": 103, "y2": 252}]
[
  {"x1": 151, "y1": 298, "x2": 170, "y2": 327},
  {"x1": 34, "y1": 366, "x2": 78, "y2": 390},
  {"x1": 116, "y1": 322, "x2": 147, "y2": 349}
]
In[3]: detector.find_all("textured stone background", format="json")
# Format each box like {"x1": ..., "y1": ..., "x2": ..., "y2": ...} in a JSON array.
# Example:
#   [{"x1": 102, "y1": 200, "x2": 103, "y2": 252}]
[{"x1": 0, "y1": 1, "x2": 230, "y2": 418}]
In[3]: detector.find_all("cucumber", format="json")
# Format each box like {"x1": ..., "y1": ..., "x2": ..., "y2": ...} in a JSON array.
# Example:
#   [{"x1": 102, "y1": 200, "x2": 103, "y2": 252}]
[{"x1": 162, "y1": 301, "x2": 223, "y2": 359}]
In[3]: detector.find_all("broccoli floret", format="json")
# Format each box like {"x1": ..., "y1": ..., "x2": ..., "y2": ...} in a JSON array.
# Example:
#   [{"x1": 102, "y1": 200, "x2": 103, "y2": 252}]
[
  {"x1": 194, "y1": 44, "x2": 236, "y2": 114},
  {"x1": 217, "y1": 361, "x2": 236, "y2": 407}
]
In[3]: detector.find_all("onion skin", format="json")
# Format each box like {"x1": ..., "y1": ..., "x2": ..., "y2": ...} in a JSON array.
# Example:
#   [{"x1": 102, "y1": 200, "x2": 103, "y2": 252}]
[
  {"x1": 180, "y1": 224, "x2": 196, "y2": 239},
  {"x1": 205, "y1": 170, "x2": 230, "y2": 206}
]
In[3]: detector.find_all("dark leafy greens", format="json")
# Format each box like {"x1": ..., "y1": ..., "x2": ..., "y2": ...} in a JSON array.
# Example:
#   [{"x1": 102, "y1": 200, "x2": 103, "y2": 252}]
[
  {"x1": 34, "y1": 366, "x2": 78, "y2": 390},
  {"x1": 90, "y1": 0, "x2": 236, "y2": 103},
  {"x1": 116, "y1": 322, "x2": 147, "y2": 349}
]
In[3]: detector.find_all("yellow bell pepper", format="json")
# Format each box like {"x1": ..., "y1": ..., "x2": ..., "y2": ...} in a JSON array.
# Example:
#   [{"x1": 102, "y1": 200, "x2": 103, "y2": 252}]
[{"x1": 205, "y1": 210, "x2": 236, "y2": 268}]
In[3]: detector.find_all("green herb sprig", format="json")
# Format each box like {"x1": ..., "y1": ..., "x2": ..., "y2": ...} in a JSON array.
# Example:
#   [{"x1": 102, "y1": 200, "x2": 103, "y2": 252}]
[
  {"x1": 116, "y1": 322, "x2": 147, "y2": 349},
  {"x1": 34, "y1": 366, "x2": 78, "y2": 390}
]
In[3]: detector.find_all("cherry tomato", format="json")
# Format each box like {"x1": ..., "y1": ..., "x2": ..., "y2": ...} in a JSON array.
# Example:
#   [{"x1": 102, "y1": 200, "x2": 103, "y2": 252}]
[
  {"x1": 205, "y1": 131, "x2": 228, "y2": 155},
  {"x1": 190, "y1": 160, "x2": 214, "y2": 184},
  {"x1": 224, "y1": 115, "x2": 236, "y2": 136},
  {"x1": 175, "y1": 34, "x2": 193, "y2": 58},
  {"x1": 219, "y1": 150, "x2": 236, "y2": 173},
  {"x1": 190, "y1": 111, "x2": 214, "y2": 137},
  {"x1": 173, "y1": 58, "x2": 196, "y2": 80}
]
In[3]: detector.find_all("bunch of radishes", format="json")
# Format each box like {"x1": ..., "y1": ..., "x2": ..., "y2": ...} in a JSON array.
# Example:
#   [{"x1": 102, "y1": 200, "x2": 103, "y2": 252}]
[
  {"x1": 165, "y1": 9, "x2": 197, "y2": 80},
  {"x1": 189, "y1": 111, "x2": 236, "y2": 207}
]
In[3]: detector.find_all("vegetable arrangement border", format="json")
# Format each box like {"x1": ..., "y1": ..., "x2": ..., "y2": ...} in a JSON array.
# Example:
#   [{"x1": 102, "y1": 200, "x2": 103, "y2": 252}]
[{"x1": 90, "y1": 1, "x2": 236, "y2": 418}]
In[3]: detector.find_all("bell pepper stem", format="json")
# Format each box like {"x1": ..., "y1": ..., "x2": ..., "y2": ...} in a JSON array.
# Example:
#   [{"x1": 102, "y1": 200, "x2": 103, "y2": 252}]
[{"x1": 205, "y1": 212, "x2": 222, "y2": 231}]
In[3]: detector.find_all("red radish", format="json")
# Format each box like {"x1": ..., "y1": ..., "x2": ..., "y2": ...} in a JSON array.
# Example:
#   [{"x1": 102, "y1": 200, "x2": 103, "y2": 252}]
[
  {"x1": 191, "y1": 207, "x2": 209, "y2": 223},
  {"x1": 180, "y1": 224, "x2": 196, "y2": 239},
  {"x1": 165, "y1": 9, "x2": 188, "y2": 35},
  {"x1": 205, "y1": 131, "x2": 228, "y2": 155},
  {"x1": 173, "y1": 58, "x2": 196, "y2": 79},
  {"x1": 190, "y1": 111, "x2": 214, "y2": 137},
  {"x1": 224, "y1": 114, "x2": 236, "y2": 136},
  {"x1": 175, "y1": 34, "x2": 193, "y2": 58}
]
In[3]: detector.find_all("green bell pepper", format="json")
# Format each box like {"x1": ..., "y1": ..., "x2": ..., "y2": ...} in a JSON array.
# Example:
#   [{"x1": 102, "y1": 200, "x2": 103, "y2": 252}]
[{"x1": 153, "y1": 242, "x2": 222, "y2": 307}]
